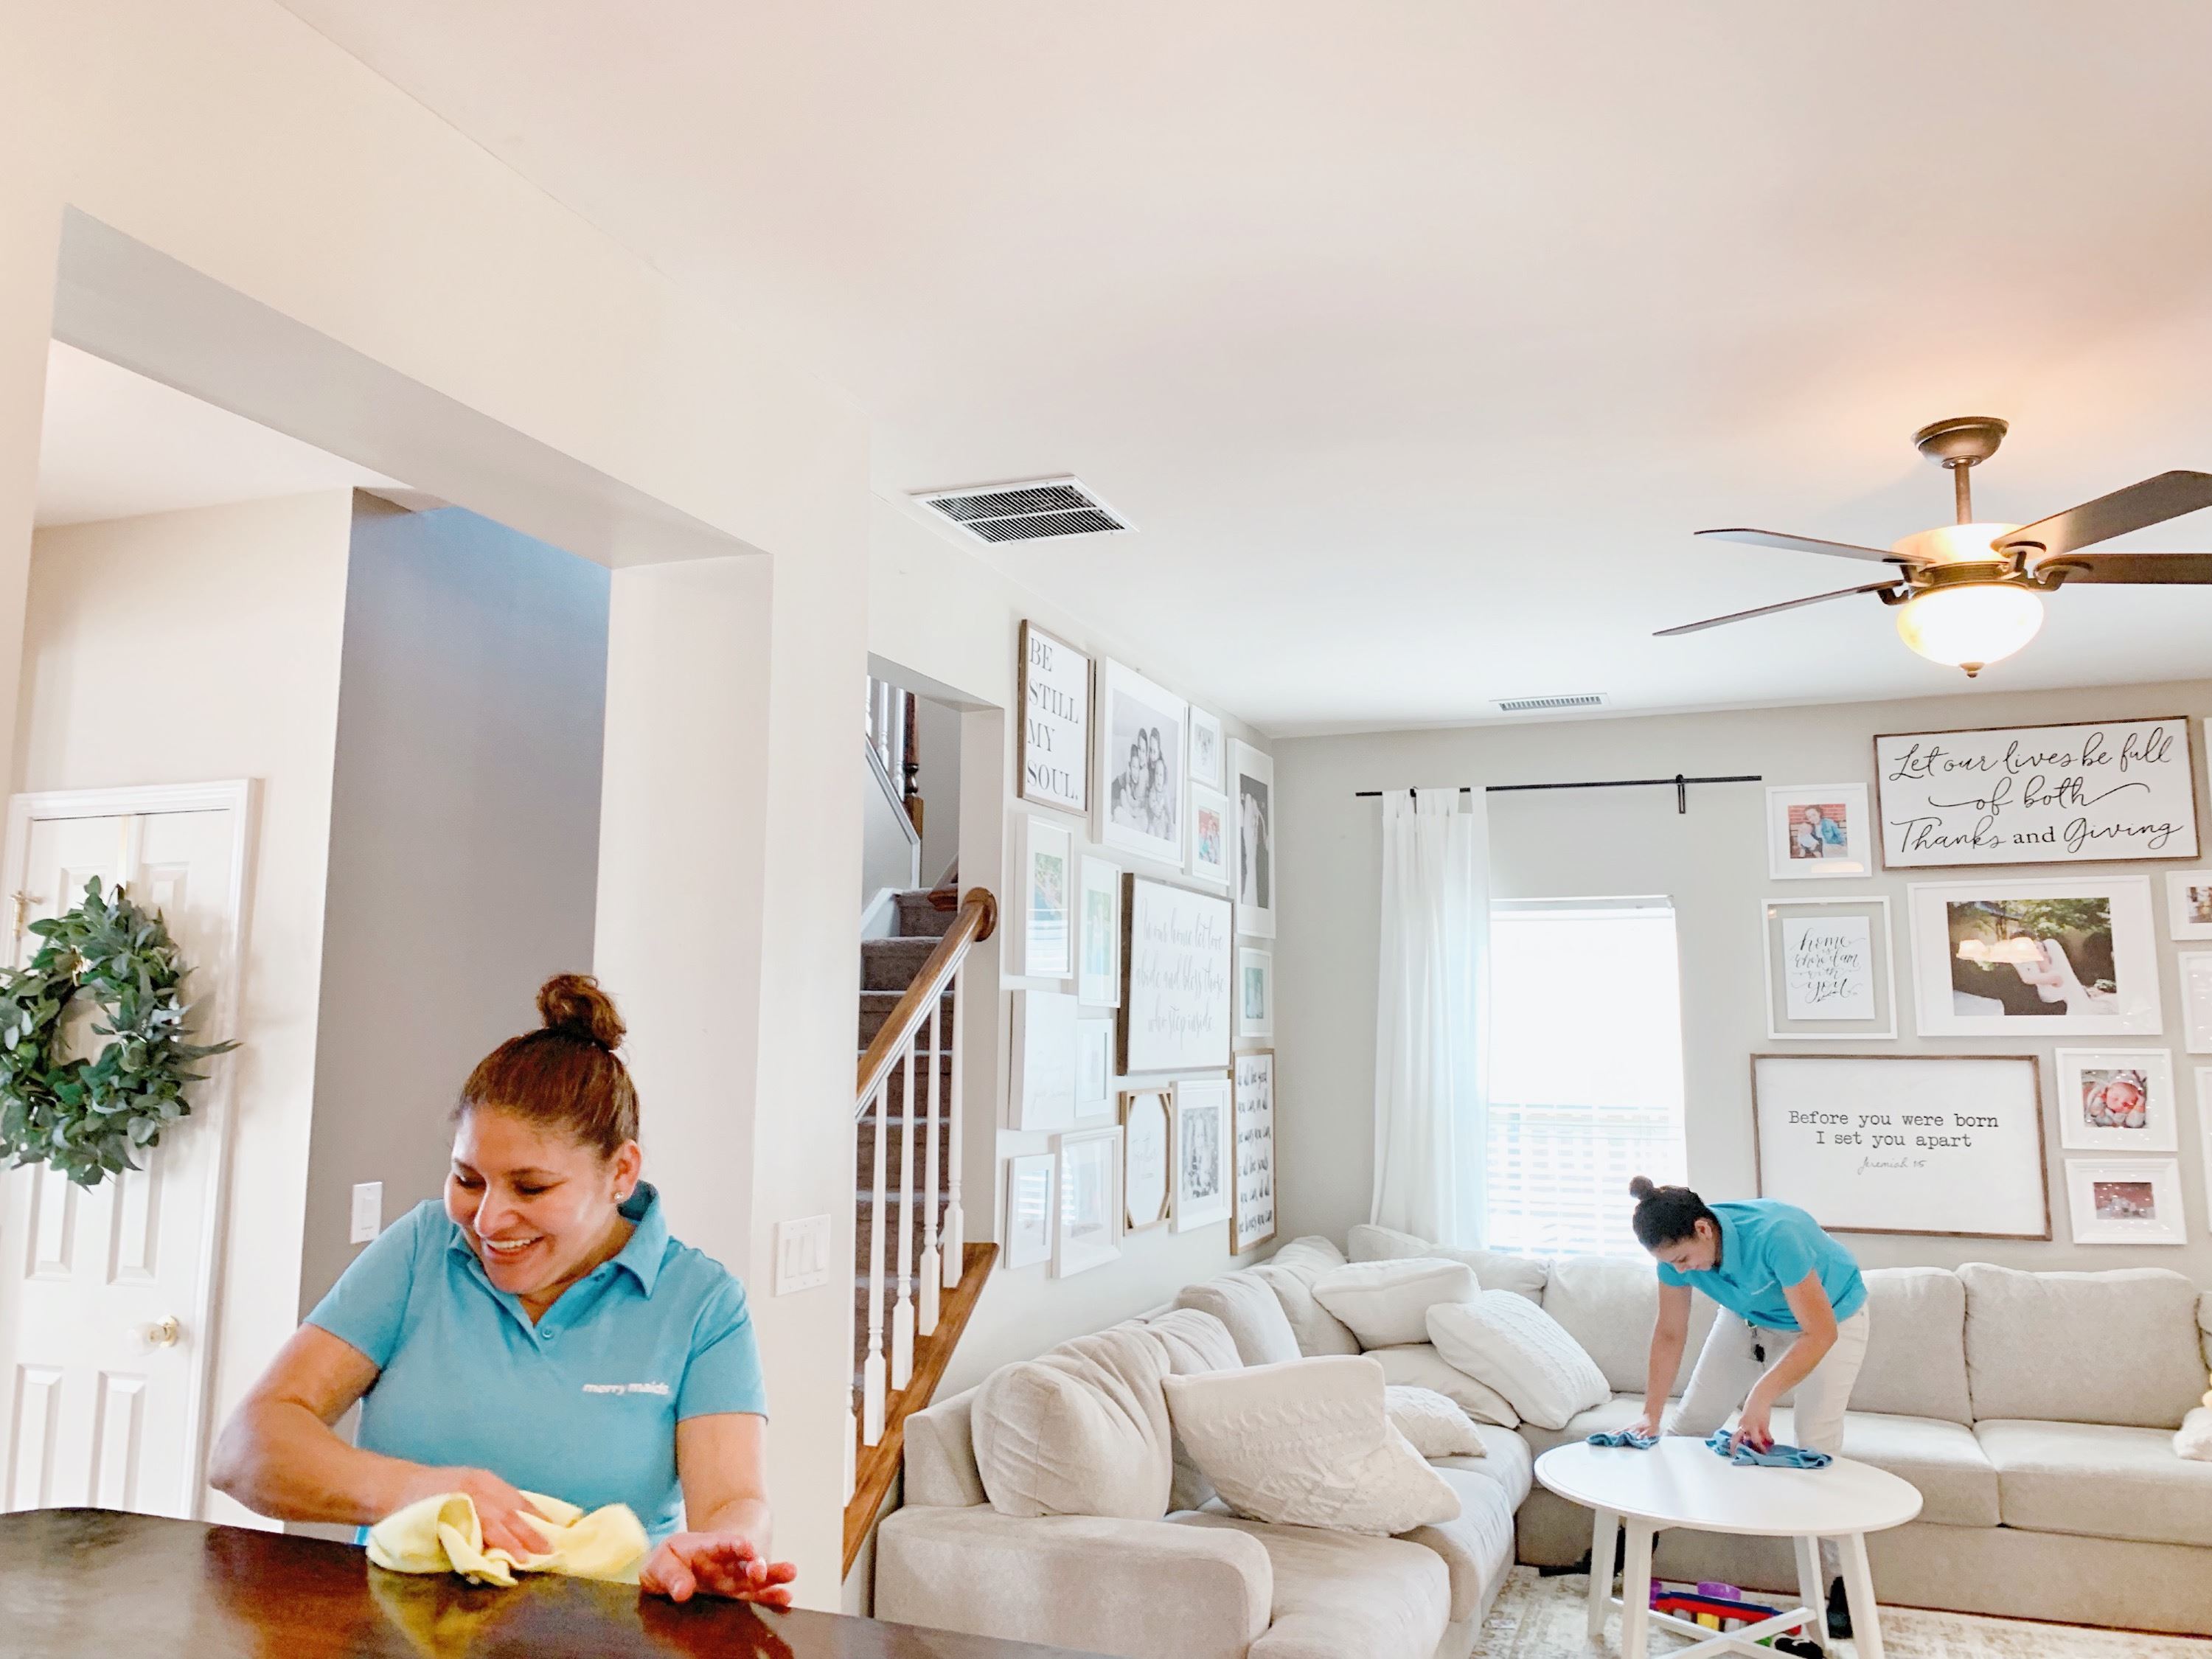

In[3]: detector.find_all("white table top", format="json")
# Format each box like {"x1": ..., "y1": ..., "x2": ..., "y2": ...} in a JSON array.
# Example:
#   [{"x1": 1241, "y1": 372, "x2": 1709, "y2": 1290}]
[{"x1": 1534, "y1": 1436, "x2": 1922, "y2": 1537}]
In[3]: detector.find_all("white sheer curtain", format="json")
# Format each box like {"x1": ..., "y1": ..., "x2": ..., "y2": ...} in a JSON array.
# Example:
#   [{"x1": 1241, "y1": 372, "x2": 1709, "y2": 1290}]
[{"x1": 1370, "y1": 787, "x2": 1490, "y2": 1244}]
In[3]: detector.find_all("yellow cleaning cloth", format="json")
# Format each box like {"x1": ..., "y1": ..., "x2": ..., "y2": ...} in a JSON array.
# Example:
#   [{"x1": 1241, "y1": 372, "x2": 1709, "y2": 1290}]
[{"x1": 367, "y1": 1490, "x2": 649, "y2": 1587}]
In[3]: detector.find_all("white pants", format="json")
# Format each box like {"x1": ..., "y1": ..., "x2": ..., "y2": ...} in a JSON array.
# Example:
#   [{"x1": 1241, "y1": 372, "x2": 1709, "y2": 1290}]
[{"x1": 1667, "y1": 1304, "x2": 1873, "y2": 1455}]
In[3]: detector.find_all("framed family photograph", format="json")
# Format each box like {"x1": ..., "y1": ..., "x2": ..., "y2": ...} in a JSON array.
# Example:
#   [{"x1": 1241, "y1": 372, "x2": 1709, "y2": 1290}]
[
  {"x1": 1188, "y1": 706, "x2": 1225, "y2": 791},
  {"x1": 2168, "y1": 871, "x2": 2212, "y2": 941},
  {"x1": 1765, "y1": 784, "x2": 1871, "y2": 880},
  {"x1": 1077, "y1": 857, "x2": 1121, "y2": 1007},
  {"x1": 1018, "y1": 621, "x2": 1092, "y2": 815},
  {"x1": 2065, "y1": 1157, "x2": 2185, "y2": 1246},
  {"x1": 1120, "y1": 1087, "x2": 1171, "y2": 1231},
  {"x1": 1019, "y1": 814, "x2": 1073, "y2": 978},
  {"x1": 1171, "y1": 1076, "x2": 1233, "y2": 1234},
  {"x1": 1096, "y1": 658, "x2": 1187, "y2": 866},
  {"x1": 1187, "y1": 782, "x2": 1232, "y2": 888},
  {"x1": 2184, "y1": 952, "x2": 2212, "y2": 1054},
  {"x1": 2055, "y1": 1048, "x2": 2177, "y2": 1152},
  {"x1": 1053, "y1": 1126, "x2": 1124, "y2": 1277},
  {"x1": 1906, "y1": 876, "x2": 2163, "y2": 1037},
  {"x1": 1004, "y1": 1152, "x2": 1056, "y2": 1270},
  {"x1": 1759, "y1": 896, "x2": 1897, "y2": 1040},
  {"x1": 1237, "y1": 947, "x2": 1274, "y2": 1041},
  {"x1": 1231, "y1": 740, "x2": 1276, "y2": 939},
  {"x1": 1231, "y1": 1051, "x2": 1277, "y2": 1255}
]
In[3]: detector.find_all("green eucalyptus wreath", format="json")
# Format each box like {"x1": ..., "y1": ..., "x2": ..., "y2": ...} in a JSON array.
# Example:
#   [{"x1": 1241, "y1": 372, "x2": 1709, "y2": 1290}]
[{"x1": 0, "y1": 877, "x2": 237, "y2": 1187}]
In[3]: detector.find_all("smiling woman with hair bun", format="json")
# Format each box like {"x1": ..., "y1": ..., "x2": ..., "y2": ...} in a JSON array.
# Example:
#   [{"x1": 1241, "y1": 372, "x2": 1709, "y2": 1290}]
[{"x1": 209, "y1": 974, "x2": 795, "y2": 1607}]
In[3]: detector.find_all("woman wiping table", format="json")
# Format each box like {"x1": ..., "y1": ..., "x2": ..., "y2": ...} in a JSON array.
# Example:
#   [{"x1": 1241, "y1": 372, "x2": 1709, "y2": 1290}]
[{"x1": 211, "y1": 975, "x2": 794, "y2": 1607}]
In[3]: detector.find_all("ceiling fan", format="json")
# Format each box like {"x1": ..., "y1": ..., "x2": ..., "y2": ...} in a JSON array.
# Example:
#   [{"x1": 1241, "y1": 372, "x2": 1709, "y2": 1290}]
[{"x1": 1660, "y1": 417, "x2": 2212, "y2": 675}]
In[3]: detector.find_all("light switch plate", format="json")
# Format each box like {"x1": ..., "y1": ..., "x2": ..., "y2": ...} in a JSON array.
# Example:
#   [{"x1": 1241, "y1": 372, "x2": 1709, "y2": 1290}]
[
  {"x1": 350, "y1": 1181, "x2": 383, "y2": 1244},
  {"x1": 774, "y1": 1214, "x2": 832, "y2": 1295}
]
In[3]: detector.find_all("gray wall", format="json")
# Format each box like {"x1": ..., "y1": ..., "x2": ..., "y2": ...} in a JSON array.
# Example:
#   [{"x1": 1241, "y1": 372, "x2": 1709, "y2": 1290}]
[
  {"x1": 298, "y1": 498, "x2": 610, "y2": 1312},
  {"x1": 1275, "y1": 677, "x2": 2212, "y2": 1288}
]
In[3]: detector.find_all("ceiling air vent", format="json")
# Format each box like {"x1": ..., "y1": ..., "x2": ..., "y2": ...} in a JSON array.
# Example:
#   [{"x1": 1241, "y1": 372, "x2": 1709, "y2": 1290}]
[
  {"x1": 1492, "y1": 692, "x2": 1607, "y2": 714},
  {"x1": 911, "y1": 476, "x2": 1132, "y2": 543}
]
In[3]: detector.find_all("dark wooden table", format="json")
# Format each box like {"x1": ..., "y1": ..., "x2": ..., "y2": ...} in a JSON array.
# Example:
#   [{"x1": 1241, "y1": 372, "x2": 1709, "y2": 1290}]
[{"x1": 0, "y1": 1510, "x2": 1100, "y2": 1659}]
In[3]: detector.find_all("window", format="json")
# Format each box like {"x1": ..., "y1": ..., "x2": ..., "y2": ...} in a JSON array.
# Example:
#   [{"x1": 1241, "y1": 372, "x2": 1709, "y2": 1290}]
[{"x1": 1485, "y1": 899, "x2": 1687, "y2": 1257}]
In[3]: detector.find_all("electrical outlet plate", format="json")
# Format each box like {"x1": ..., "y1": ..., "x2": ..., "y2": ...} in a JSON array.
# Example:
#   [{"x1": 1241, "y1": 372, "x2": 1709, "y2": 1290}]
[
  {"x1": 774, "y1": 1214, "x2": 832, "y2": 1295},
  {"x1": 349, "y1": 1181, "x2": 383, "y2": 1244}
]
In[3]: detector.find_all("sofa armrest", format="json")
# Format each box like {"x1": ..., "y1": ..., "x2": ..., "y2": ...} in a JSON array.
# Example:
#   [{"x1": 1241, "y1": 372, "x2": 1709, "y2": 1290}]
[{"x1": 876, "y1": 1506, "x2": 1271, "y2": 1659}]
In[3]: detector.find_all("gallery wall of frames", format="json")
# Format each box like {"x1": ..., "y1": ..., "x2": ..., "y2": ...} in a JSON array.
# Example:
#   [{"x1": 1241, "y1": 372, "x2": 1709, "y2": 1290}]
[{"x1": 1004, "y1": 622, "x2": 1279, "y2": 1279}]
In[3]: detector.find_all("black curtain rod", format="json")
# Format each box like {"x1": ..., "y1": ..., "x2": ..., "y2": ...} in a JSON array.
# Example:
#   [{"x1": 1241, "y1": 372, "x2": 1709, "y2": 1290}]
[{"x1": 1354, "y1": 773, "x2": 1761, "y2": 815}]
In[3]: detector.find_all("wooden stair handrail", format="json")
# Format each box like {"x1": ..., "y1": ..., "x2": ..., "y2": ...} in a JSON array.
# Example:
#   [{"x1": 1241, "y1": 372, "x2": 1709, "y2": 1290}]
[{"x1": 855, "y1": 886, "x2": 996, "y2": 1113}]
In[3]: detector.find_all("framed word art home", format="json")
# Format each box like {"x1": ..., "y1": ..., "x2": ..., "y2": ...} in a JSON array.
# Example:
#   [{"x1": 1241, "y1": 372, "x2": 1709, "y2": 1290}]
[
  {"x1": 1873, "y1": 715, "x2": 2199, "y2": 869},
  {"x1": 1759, "y1": 896, "x2": 1897, "y2": 1040}
]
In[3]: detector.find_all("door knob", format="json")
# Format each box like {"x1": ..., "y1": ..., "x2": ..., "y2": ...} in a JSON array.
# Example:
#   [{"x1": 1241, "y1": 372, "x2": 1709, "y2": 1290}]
[{"x1": 146, "y1": 1315, "x2": 181, "y2": 1348}]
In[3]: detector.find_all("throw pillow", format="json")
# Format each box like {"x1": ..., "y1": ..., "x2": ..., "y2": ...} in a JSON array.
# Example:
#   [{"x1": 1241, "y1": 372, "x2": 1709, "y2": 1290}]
[
  {"x1": 1312, "y1": 1258, "x2": 1480, "y2": 1349},
  {"x1": 973, "y1": 1325, "x2": 1173, "y2": 1519},
  {"x1": 1427, "y1": 1292, "x2": 1609, "y2": 1432},
  {"x1": 1163, "y1": 1355, "x2": 1461, "y2": 1537},
  {"x1": 1349, "y1": 1222, "x2": 1549, "y2": 1301},
  {"x1": 1367, "y1": 1342, "x2": 1520, "y2": 1427},
  {"x1": 1175, "y1": 1270, "x2": 1304, "y2": 1367},
  {"x1": 1385, "y1": 1385, "x2": 1486, "y2": 1459}
]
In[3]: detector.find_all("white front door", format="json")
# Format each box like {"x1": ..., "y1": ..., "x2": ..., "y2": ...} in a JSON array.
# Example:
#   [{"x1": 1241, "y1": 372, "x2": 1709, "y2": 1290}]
[{"x1": 0, "y1": 785, "x2": 251, "y2": 1518}]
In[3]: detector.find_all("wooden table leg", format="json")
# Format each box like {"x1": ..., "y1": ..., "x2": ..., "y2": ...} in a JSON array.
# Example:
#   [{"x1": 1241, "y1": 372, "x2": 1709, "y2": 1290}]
[
  {"x1": 1839, "y1": 1531, "x2": 1884, "y2": 1659},
  {"x1": 1792, "y1": 1533, "x2": 1824, "y2": 1644},
  {"x1": 1586, "y1": 1507, "x2": 1618, "y2": 1641},
  {"x1": 1618, "y1": 1520, "x2": 1655, "y2": 1659}
]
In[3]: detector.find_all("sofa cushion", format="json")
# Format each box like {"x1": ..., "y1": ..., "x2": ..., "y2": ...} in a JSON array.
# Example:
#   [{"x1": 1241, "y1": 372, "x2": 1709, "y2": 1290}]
[
  {"x1": 1250, "y1": 1261, "x2": 1361, "y2": 1358},
  {"x1": 902, "y1": 1386, "x2": 986, "y2": 1508},
  {"x1": 1163, "y1": 1356, "x2": 1459, "y2": 1536},
  {"x1": 1349, "y1": 1222, "x2": 1547, "y2": 1301},
  {"x1": 1427, "y1": 1293, "x2": 1610, "y2": 1431},
  {"x1": 1960, "y1": 1263, "x2": 2205, "y2": 1429},
  {"x1": 1851, "y1": 1267, "x2": 1972, "y2": 1425},
  {"x1": 1313, "y1": 1259, "x2": 1478, "y2": 1349},
  {"x1": 973, "y1": 1324, "x2": 1173, "y2": 1520},
  {"x1": 1772, "y1": 1405, "x2": 1997, "y2": 1527},
  {"x1": 1400, "y1": 1464, "x2": 1516, "y2": 1623},
  {"x1": 1169, "y1": 1513, "x2": 1450, "y2": 1659},
  {"x1": 1539, "y1": 1254, "x2": 1718, "y2": 1395},
  {"x1": 1177, "y1": 1270, "x2": 1304, "y2": 1368},
  {"x1": 1141, "y1": 1309, "x2": 1243, "y2": 1512},
  {"x1": 1516, "y1": 1394, "x2": 1644, "y2": 1458},
  {"x1": 1269, "y1": 1235, "x2": 1347, "y2": 1275},
  {"x1": 1977, "y1": 1418, "x2": 2212, "y2": 1548},
  {"x1": 1367, "y1": 1343, "x2": 1520, "y2": 1428},
  {"x1": 1438, "y1": 1427, "x2": 1533, "y2": 1508},
  {"x1": 1384, "y1": 1386, "x2": 1486, "y2": 1459}
]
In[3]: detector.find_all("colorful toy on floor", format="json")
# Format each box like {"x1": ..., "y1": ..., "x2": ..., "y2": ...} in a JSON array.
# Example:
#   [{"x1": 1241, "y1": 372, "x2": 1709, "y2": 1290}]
[{"x1": 1649, "y1": 1579, "x2": 1781, "y2": 1634}]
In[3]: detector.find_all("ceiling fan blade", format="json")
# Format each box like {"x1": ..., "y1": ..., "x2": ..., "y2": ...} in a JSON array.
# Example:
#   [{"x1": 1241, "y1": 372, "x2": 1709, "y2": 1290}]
[
  {"x1": 2039, "y1": 551, "x2": 2212, "y2": 585},
  {"x1": 1695, "y1": 527, "x2": 1911, "y2": 565},
  {"x1": 1655, "y1": 579, "x2": 1903, "y2": 637},
  {"x1": 1998, "y1": 470, "x2": 2212, "y2": 557}
]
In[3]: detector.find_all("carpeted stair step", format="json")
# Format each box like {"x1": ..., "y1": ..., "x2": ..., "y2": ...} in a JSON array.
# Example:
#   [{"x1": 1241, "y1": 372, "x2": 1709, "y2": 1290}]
[
  {"x1": 893, "y1": 889, "x2": 959, "y2": 939},
  {"x1": 861, "y1": 935, "x2": 940, "y2": 992},
  {"x1": 858, "y1": 990, "x2": 956, "y2": 1049}
]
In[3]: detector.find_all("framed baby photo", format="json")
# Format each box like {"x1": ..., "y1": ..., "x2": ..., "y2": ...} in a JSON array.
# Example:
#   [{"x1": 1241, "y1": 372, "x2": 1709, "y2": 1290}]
[
  {"x1": 1237, "y1": 947, "x2": 1274, "y2": 1041},
  {"x1": 2166, "y1": 871, "x2": 2212, "y2": 941},
  {"x1": 2054, "y1": 1048, "x2": 2177, "y2": 1152},
  {"x1": 2065, "y1": 1157, "x2": 2186, "y2": 1247},
  {"x1": 1765, "y1": 783, "x2": 1871, "y2": 880},
  {"x1": 1188, "y1": 782, "x2": 1232, "y2": 888}
]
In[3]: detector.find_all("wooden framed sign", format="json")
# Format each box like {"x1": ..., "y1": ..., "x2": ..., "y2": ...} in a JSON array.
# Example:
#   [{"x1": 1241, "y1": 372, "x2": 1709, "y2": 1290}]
[
  {"x1": 1018, "y1": 620, "x2": 1091, "y2": 815},
  {"x1": 1117, "y1": 874, "x2": 1232, "y2": 1074},
  {"x1": 1873, "y1": 716, "x2": 2199, "y2": 868},
  {"x1": 1231, "y1": 1050, "x2": 1277, "y2": 1254},
  {"x1": 1751, "y1": 1053, "x2": 2050, "y2": 1239}
]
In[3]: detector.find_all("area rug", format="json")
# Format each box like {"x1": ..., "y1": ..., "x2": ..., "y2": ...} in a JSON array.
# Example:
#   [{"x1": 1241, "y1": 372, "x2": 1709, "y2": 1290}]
[{"x1": 1471, "y1": 1566, "x2": 2212, "y2": 1658}]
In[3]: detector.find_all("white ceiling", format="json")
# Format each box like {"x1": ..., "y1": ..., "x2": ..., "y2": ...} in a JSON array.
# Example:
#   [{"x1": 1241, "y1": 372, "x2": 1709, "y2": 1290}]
[
  {"x1": 35, "y1": 341, "x2": 398, "y2": 529},
  {"x1": 273, "y1": 1, "x2": 2212, "y2": 732}
]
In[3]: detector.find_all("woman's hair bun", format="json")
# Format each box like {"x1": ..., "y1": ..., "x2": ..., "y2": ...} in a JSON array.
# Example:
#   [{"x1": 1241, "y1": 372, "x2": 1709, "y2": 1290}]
[
  {"x1": 537, "y1": 973, "x2": 625, "y2": 1051},
  {"x1": 1628, "y1": 1175, "x2": 1658, "y2": 1201}
]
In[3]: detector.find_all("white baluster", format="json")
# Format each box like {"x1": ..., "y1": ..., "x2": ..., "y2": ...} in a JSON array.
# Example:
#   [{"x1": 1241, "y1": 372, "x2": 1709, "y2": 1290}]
[
  {"x1": 917, "y1": 999, "x2": 943, "y2": 1335},
  {"x1": 862, "y1": 1077, "x2": 888, "y2": 1445},
  {"x1": 942, "y1": 958, "x2": 966, "y2": 1288},
  {"x1": 891, "y1": 1037, "x2": 917, "y2": 1391}
]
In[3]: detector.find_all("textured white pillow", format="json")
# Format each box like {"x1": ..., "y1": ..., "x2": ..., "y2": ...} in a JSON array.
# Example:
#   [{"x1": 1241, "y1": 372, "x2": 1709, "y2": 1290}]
[
  {"x1": 973, "y1": 1325, "x2": 1174, "y2": 1518},
  {"x1": 2178, "y1": 1405, "x2": 2212, "y2": 1462},
  {"x1": 1427, "y1": 1293, "x2": 1610, "y2": 1432},
  {"x1": 1349, "y1": 1222, "x2": 1548, "y2": 1301},
  {"x1": 1385, "y1": 1385, "x2": 1486, "y2": 1458},
  {"x1": 1367, "y1": 1342, "x2": 1521, "y2": 1428},
  {"x1": 1312, "y1": 1258, "x2": 1479, "y2": 1348},
  {"x1": 1163, "y1": 1355, "x2": 1461, "y2": 1537}
]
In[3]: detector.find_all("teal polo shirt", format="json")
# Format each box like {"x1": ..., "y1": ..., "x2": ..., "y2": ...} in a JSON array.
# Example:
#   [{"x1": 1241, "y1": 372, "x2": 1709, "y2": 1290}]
[
  {"x1": 1654, "y1": 1199, "x2": 1865, "y2": 1331},
  {"x1": 307, "y1": 1183, "x2": 765, "y2": 1543}
]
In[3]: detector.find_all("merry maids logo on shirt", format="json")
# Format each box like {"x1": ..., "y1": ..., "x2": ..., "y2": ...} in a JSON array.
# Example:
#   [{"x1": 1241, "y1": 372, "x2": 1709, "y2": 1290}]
[{"x1": 581, "y1": 1381, "x2": 672, "y2": 1397}]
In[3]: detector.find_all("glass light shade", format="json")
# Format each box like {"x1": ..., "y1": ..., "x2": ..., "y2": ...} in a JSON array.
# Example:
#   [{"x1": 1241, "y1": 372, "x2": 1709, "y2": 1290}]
[{"x1": 1894, "y1": 583, "x2": 2044, "y2": 675}]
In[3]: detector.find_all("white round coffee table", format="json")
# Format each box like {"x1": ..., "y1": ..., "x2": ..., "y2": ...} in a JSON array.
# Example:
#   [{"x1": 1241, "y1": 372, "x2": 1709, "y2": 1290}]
[{"x1": 1534, "y1": 1436, "x2": 1921, "y2": 1659}]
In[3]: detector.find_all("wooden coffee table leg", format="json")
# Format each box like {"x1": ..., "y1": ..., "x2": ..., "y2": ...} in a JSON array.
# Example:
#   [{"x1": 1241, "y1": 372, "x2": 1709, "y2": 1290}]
[
  {"x1": 1585, "y1": 1507, "x2": 1618, "y2": 1640},
  {"x1": 1839, "y1": 1531, "x2": 1884, "y2": 1659},
  {"x1": 1792, "y1": 1533, "x2": 1824, "y2": 1644},
  {"x1": 1618, "y1": 1520, "x2": 1655, "y2": 1659}
]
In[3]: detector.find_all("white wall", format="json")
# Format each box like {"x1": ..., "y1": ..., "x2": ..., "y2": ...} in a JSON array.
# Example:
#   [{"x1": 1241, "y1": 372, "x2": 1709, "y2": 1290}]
[
  {"x1": 15, "y1": 491, "x2": 355, "y2": 1523},
  {"x1": 1274, "y1": 678, "x2": 2212, "y2": 1288}
]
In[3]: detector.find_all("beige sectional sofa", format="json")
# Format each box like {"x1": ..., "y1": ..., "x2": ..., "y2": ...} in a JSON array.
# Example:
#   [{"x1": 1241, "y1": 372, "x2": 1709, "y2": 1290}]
[{"x1": 876, "y1": 1230, "x2": 2212, "y2": 1655}]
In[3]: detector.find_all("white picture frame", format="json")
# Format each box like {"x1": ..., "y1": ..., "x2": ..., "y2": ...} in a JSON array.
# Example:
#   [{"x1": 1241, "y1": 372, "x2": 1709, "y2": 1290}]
[
  {"x1": 1009, "y1": 989, "x2": 1078, "y2": 1132},
  {"x1": 1118, "y1": 874, "x2": 1234, "y2": 1074},
  {"x1": 2199, "y1": 1070, "x2": 2212, "y2": 1233},
  {"x1": 1231, "y1": 740, "x2": 1276, "y2": 939},
  {"x1": 1077, "y1": 857, "x2": 1121, "y2": 1007},
  {"x1": 1004, "y1": 1152, "x2": 1056, "y2": 1270},
  {"x1": 1760, "y1": 896, "x2": 1896, "y2": 1040},
  {"x1": 1188, "y1": 706, "x2": 1225, "y2": 791},
  {"x1": 1052, "y1": 1125, "x2": 1124, "y2": 1277},
  {"x1": 1764, "y1": 783, "x2": 1872, "y2": 880},
  {"x1": 2183, "y1": 952, "x2": 2212, "y2": 1055},
  {"x1": 1906, "y1": 876, "x2": 2163, "y2": 1037},
  {"x1": 2054, "y1": 1048, "x2": 2177, "y2": 1152},
  {"x1": 1187, "y1": 782, "x2": 1232, "y2": 888},
  {"x1": 1096, "y1": 658, "x2": 1187, "y2": 867},
  {"x1": 1076, "y1": 1018, "x2": 1114, "y2": 1119},
  {"x1": 1018, "y1": 620, "x2": 1091, "y2": 815},
  {"x1": 2166, "y1": 871, "x2": 2212, "y2": 940},
  {"x1": 1171, "y1": 1076, "x2": 1234, "y2": 1233},
  {"x1": 1231, "y1": 1051, "x2": 1277, "y2": 1255},
  {"x1": 1121, "y1": 1088, "x2": 1171, "y2": 1231},
  {"x1": 2065, "y1": 1156, "x2": 2186, "y2": 1246},
  {"x1": 1237, "y1": 947, "x2": 1274, "y2": 1042},
  {"x1": 1019, "y1": 814, "x2": 1073, "y2": 979}
]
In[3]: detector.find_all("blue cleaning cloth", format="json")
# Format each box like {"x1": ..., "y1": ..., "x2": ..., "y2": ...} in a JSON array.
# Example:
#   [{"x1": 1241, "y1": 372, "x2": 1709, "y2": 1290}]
[
  {"x1": 1705, "y1": 1428, "x2": 1831, "y2": 1469},
  {"x1": 1585, "y1": 1429, "x2": 1658, "y2": 1450}
]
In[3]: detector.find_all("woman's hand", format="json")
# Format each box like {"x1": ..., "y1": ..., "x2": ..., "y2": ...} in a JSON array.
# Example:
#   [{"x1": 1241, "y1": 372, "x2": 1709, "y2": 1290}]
[
  {"x1": 1730, "y1": 1396, "x2": 1775, "y2": 1455},
  {"x1": 425, "y1": 1466, "x2": 552, "y2": 1559},
  {"x1": 639, "y1": 1531, "x2": 797, "y2": 1605},
  {"x1": 1625, "y1": 1410, "x2": 1663, "y2": 1441}
]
